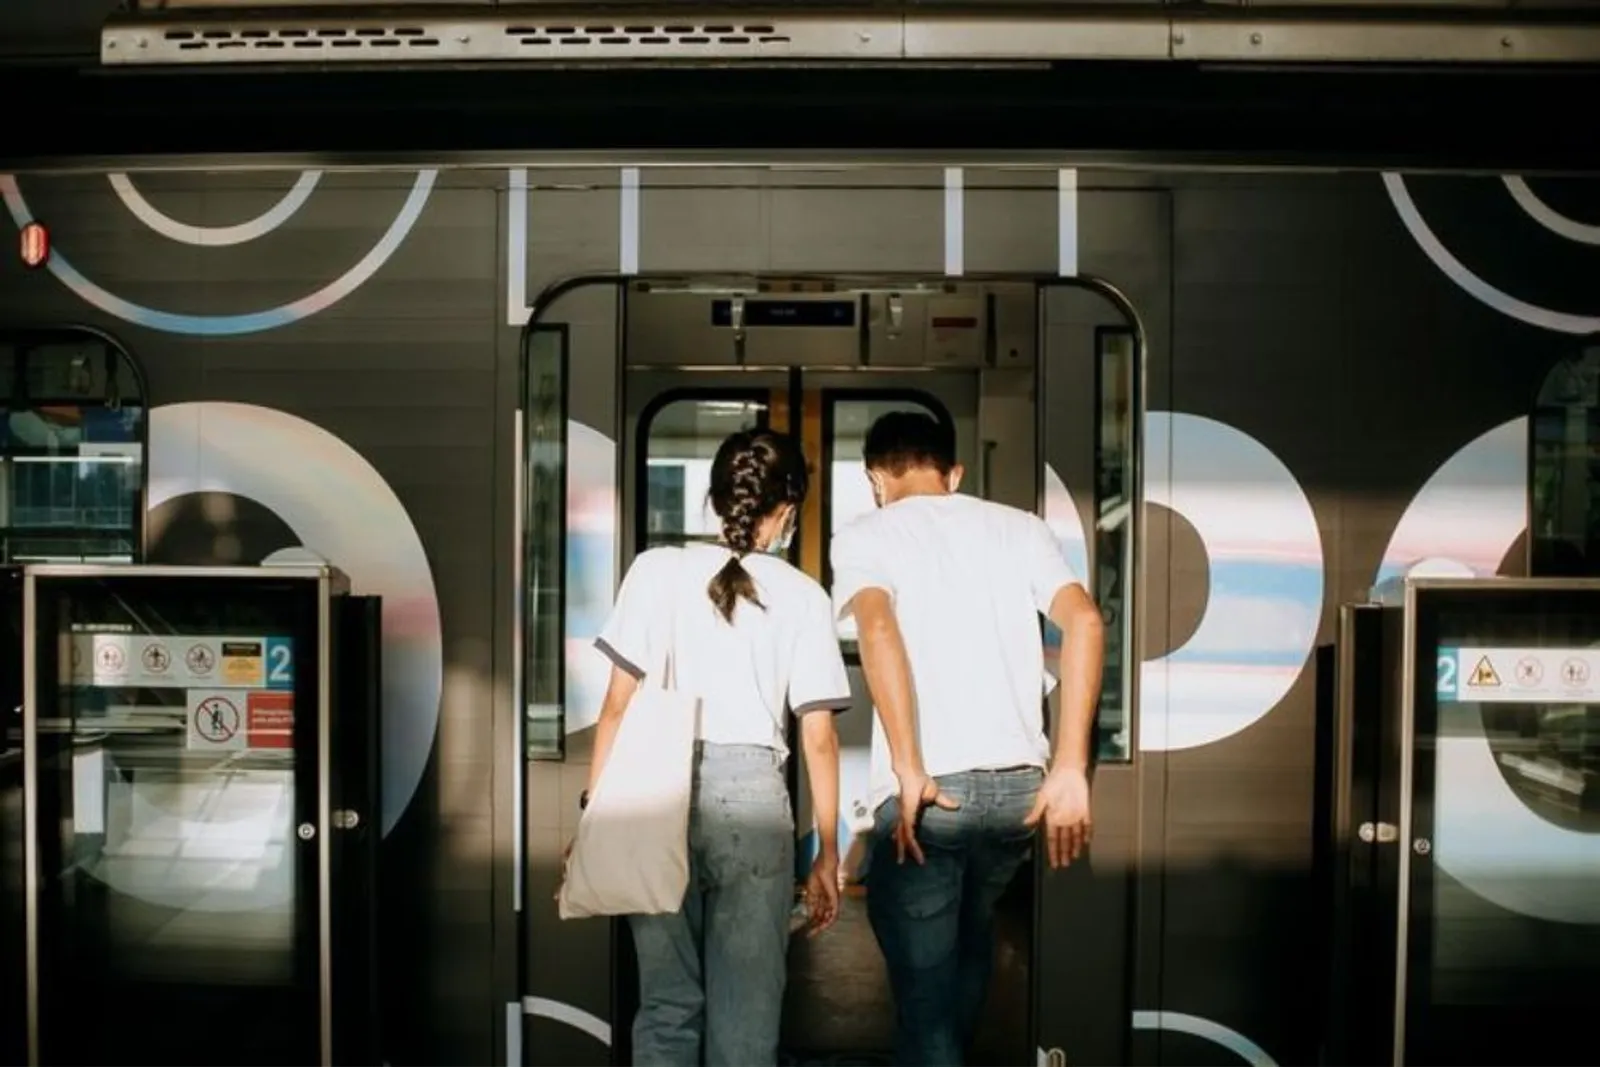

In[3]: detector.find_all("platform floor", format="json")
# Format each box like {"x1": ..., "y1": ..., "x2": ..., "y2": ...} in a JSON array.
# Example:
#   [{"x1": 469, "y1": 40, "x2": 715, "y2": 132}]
[{"x1": 780, "y1": 884, "x2": 1031, "y2": 1066}]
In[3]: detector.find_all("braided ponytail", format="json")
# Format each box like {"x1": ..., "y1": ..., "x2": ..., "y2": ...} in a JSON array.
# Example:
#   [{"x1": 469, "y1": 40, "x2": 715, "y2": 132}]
[{"x1": 706, "y1": 429, "x2": 809, "y2": 622}]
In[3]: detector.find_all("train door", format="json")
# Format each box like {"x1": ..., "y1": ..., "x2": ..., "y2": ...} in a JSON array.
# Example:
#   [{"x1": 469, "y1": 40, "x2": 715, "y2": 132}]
[{"x1": 518, "y1": 274, "x2": 1145, "y2": 1067}]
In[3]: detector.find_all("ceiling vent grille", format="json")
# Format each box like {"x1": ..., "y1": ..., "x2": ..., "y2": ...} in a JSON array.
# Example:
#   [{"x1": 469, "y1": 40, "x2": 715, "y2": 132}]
[{"x1": 102, "y1": 12, "x2": 903, "y2": 64}]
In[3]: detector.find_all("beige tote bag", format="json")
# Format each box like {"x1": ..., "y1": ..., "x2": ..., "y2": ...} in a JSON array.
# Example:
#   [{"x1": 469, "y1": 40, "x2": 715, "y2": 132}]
[{"x1": 558, "y1": 551, "x2": 700, "y2": 919}]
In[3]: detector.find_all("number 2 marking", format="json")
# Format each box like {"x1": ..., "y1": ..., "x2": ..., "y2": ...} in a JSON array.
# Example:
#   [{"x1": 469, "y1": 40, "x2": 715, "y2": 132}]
[
  {"x1": 1437, "y1": 653, "x2": 1457, "y2": 696},
  {"x1": 268, "y1": 643, "x2": 293, "y2": 684}
]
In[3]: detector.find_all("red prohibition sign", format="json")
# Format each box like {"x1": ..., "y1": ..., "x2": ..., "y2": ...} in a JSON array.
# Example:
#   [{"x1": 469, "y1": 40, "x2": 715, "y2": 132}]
[{"x1": 194, "y1": 696, "x2": 240, "y2": 743}]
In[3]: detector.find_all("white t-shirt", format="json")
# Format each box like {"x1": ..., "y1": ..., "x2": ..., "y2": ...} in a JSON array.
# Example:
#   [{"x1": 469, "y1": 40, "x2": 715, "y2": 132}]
[
  {"x1": 596, "y1": 543, "x2": 852, "y2": 757},
  {"x1": 830, "y1": 493, "x2": 1082, "y2": 806}
]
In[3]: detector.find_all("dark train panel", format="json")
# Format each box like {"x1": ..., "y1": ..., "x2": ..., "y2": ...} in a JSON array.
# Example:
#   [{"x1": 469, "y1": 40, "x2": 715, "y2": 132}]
[{"x1": 1, "y1": 161, "x2": 1595, "y2": 1065}]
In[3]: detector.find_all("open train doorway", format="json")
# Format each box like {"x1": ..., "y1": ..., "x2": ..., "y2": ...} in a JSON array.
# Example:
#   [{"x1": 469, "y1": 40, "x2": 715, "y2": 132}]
[{"x1": 520, "y1": 273, "x2": 1145, "y2": 1067}]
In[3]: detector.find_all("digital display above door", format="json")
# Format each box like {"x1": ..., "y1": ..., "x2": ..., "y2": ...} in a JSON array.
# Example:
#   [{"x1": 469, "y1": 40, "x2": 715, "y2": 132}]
[{"x1": 711, "y1": 299, "x2": 857, "y2": 328}]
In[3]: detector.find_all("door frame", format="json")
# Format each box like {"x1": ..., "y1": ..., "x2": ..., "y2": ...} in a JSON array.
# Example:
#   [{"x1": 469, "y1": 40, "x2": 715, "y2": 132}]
[{"x1": 514, "y1": 271, "x2": 1151, "y2": 1066}]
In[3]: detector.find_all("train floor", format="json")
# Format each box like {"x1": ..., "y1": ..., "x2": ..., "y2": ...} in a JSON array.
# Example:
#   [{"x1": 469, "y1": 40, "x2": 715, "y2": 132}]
[{"x1": 779, "y1": 885, "x2": 1031, "y2": 1067}]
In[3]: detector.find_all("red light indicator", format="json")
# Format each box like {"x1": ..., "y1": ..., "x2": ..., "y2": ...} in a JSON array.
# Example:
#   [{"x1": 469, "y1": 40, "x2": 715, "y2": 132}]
[{"x1": 19, "y1": 222, "x2": 49, "y2": 268}]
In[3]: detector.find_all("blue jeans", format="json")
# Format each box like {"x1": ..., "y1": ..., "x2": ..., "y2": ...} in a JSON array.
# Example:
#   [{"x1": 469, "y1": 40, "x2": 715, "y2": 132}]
[
  {"x1": 629, "y1": 743, "x2": 795, "y2": 1067},
  {"x1": 866, "y1": 766, "x2": 1042, "y2": 1067}
]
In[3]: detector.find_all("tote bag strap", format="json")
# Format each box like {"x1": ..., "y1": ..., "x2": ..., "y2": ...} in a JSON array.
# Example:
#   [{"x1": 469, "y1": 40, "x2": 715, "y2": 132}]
[{"x1": 659, "y1": 547, "x2": 687, "y2": 693}]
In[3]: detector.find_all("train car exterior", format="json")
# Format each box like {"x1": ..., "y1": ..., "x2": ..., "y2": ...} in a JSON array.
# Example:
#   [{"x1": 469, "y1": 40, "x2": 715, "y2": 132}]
[{"x1": 1, "y1": 160, "x2": 1592, "y2": 1065}]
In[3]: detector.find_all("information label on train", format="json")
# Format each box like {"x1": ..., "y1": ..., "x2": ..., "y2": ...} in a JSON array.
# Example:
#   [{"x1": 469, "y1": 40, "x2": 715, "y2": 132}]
[
  {"x1": 186, "y1": 688, "x2": 296, "y2": 751},
  {"x1": 67, "y1": 633, "x2": 295, "y2": 690},
  {"x1": 1437, "y1": 645, "x2": 1600, "y2": 704}
]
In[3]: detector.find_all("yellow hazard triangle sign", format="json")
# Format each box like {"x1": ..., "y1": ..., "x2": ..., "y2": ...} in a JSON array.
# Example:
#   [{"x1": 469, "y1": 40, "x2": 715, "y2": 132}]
[{"x1": 1467, "y1": 655, "x2": 1501, "y2": 688}]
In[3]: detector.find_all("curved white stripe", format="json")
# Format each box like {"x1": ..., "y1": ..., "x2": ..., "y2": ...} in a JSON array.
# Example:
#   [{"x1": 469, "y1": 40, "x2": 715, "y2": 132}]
[
  {"x1": 1382, "y1": 172, "x2": 1600, "y2": 336},
  {"x1": 1132, "y1": 1010, "x2": 1277, "y2": 1066},
  {"x1": 1504, "y1": 175, "x2": 1600, "y2": 247},
  {"x1": 523, "y1": 996, "x2": 612, "y2": 1047},
  {"x1": 108, "y1": 171, "x2": 322, "y2": 247}
]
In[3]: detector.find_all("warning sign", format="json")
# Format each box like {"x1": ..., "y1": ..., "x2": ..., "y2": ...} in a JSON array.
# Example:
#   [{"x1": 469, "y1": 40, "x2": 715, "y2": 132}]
[
  {"x1": 141, "y1": 641, "x2": 173, "y2": 676},
  {"x1": 1467, "y1": 656, "x2": 1502, "y2": 688},
  {"x1": 1440, "y1": 645, "x2": 1600, "y2": 704},
  {"x1": 185, "y1": 642, "x2": 217, "y2": 678},
  {"x1": 68, "y1": 633, "x2": 292, "y2": 690},
  {"x1": 186, "y1": 690, "x2": 246, "y2": 751},
  {"x1": 220, "y1": 641, "x2": 265, "y2": 688},
  {"x1": 247, "y1": 691, "x2": 294, "y2": 750}
]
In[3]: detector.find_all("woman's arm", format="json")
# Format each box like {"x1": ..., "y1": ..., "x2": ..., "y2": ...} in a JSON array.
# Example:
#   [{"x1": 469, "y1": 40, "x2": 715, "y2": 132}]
[
  {"x1": 799, "y1": 710, "x2": 841, "y2": 861},
  {"x1": 585, "y1": 665, "x2": 640, "y2": 796}
]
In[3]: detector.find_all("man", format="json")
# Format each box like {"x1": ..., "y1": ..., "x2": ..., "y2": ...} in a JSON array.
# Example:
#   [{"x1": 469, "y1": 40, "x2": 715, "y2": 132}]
[{"x1": 830, "y1": 411, "x2": 1105, "y2": 1066}]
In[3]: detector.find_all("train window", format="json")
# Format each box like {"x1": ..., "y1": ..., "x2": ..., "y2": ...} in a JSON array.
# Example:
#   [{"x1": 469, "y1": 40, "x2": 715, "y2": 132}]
[
  {"x1": 0, "y1": 329, "x2": 147, "y2": 565},
  {"x1": 1530, "y1": 338, "x2": 1600, "y2": 577},
  {"x1": 524, "y1": 326, "x2": 568, "y2": 759},
  {"x1": 1094, "y1": 327, "x2": 1136, "y2": 761},
  {"x1": 638, "y1": 393, "x2": 769, "y2": 552},
  {"x1": 825, "y1": 394, "x2": 949, "y2": 644}
]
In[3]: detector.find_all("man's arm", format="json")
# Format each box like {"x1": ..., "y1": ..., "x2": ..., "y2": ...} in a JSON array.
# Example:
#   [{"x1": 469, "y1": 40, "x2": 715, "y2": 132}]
[
  {"x1": 831, "y1": 527, "x2": 956, "y2": 865},
  {"x1": 1048, "y1": 582, "x2": 1104, "y2": 774},
  {"x1": 851, "y1": 589, "x2": 924, "y2": 779},
  {"x1": 1021, "y1": 517, "x2": 1104, "y2": 868}
]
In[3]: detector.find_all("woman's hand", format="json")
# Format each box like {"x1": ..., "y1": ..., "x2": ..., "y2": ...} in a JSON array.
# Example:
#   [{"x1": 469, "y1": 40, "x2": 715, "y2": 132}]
[{"x1": 803, "y1": 851, "x2": 841, "y2": 936}]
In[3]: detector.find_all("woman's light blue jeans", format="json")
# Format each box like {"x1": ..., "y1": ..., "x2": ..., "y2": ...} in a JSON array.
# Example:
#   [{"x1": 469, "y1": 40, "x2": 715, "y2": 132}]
[{"x1": 629, "y1": 742, "x2": 795, "y2": 1067}]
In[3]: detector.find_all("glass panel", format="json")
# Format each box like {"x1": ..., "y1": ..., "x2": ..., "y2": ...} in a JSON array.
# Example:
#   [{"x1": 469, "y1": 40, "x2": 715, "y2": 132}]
[
  {"x1": 1530, "y1": 342, "x2": 1600, "y2": 576},
  {"x1": 1093, "y1": 328, "x2": 1135, "y2": 761},
  {"x1": 827, "y1": 395, "x2": 941, "y2": 644},
  {"x1": 1, "y1": 334, "x2": 147, "y2": 565},
  {"x1": 30, "y1": 574, "x2": 320, "y2": 1065},
  {"x1": 1409, "y1": 585, "x2": 1600, "y2": 1065},
  {"x1": 524, "y1": 328, "x2": 567, "y2": 760},
  {"x1": 641, "y1": 394, "x2": 768, "y2": 551}
]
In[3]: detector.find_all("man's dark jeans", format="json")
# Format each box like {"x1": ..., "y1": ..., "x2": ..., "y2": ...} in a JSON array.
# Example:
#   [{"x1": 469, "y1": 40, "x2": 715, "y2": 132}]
[{"x1": 865, "y1": 767, "x2": 1042, "y2": 1066}]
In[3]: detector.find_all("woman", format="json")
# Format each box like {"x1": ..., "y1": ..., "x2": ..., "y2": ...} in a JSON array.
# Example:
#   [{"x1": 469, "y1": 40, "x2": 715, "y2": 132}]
[{"x1": 587, "y1": 428, "x2": 850, "y2": 1067}]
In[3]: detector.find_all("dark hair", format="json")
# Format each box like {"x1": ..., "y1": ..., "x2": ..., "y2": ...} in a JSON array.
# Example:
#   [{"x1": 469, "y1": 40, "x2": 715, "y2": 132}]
[
  {"x1": 706, "y1": 429, "x2": 809, "y2": 622},
  {"x1": 862, "y1": 410, "x2": 956, "y2": 476}
]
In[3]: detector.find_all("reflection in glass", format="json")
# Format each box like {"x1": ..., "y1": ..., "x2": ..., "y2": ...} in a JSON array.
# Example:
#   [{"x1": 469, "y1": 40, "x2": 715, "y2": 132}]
[
  {"x1": 31, "y1": 577, "x2": 317, "y2": 1065},
  {"x1": 1531, "y1": 339, "x2": 1600, "y2": 577},
  {"x1": 1, "y1": 334, "x2": 146, "y2": 564},
  {"x1": 642, "y1": 395, "x2": 767, "y2": 550},
  {"x1": 1091, "y1": 328, "x2": 1135, "y2": 762},
  {"x1": 524, "y1": 329, "x2": 567, "y2": 759}
]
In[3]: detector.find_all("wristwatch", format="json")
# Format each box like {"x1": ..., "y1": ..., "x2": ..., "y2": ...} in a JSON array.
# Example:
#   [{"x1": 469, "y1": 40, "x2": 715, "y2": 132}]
[{"x1": 579, "y1": 790, "x2": 590, "y2": 811}]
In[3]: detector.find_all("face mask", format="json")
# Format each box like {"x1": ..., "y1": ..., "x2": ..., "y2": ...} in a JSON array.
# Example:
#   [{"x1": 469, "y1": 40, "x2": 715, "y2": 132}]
[
  {"x1": 869, "y1": 474, "x2": 887, "y2": 509},
  {"x1": 767, "y1": 510, "x2": 796, "y2": 555}
]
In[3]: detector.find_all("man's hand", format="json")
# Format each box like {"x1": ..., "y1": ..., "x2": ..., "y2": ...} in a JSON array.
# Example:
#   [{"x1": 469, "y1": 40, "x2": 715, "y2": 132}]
[
  {"x1": 1024, "y1": 767, "x2": 1092, "y2": 868},
  {"x1": 803, "y1": 852, "x2": 841, "y2": 936},
  {"x1": 893, "y1": 766, "x2": 961, "y2": 865}
]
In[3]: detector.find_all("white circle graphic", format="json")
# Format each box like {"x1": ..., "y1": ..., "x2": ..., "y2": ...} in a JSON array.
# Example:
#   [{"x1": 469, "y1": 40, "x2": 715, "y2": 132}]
[
  {"x1": 108, "y1": 171, "x2": 323, "y2": 247},
  {"x1": 1383, "y1": 172, "x2": 1600, "y2": 335},
  {"x1": 1130, "y1": 1011, "x2": 1276, "y2": 1066},
  {"x1": 523, "y1": 997, "x2": 612, "y2": 1047},
  {"x1": 1139, "y1": 412, "x2": 1325, "y2": 752},
  {"x1": 148, "y1": 402, "x2": 442, "y2": 837},
  {"x1": 1503, "y1": 176, "x2": 1600, "y2": 246},
  {"x1": 0, "y1": 169, "x2": 436, "y2": 336}
]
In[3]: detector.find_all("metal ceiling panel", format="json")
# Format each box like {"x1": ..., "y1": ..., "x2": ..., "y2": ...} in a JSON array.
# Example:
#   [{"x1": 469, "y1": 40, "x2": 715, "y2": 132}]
[{"x1": 100, "y1": 6, "x2": 1600, "y2": 66}]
